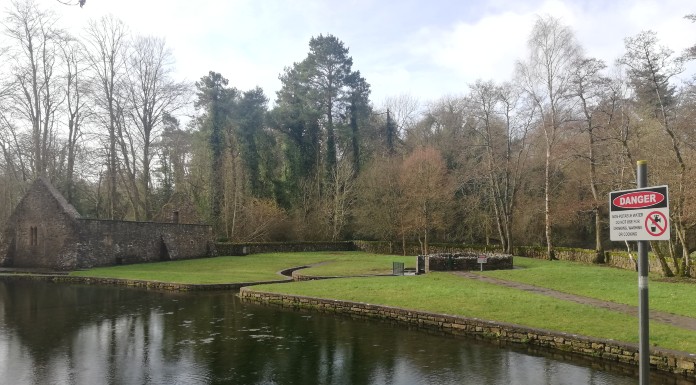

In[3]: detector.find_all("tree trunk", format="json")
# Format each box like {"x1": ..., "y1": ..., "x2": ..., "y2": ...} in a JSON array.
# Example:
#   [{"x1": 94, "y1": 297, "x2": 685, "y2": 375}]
[
  {"x1": 650, "y1": 241, "x2": 674, "y2": 277},
  {"x1": 504, "y1": 215, "x2": 513, "y2": 254},
  {"x1": 142, "y1": 134, "x2": 151, "y2": 220},
  {"x1": 544, "y1": 139, "x2": 555, "y2": 260}
]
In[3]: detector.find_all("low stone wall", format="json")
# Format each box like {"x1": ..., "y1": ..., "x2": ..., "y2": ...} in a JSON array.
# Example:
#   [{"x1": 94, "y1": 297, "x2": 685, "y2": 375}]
[
  {"x1": 291, "y1": 272, "x2": 395, "y2": 281},
  {"x1": 354, "y1": 241, "x2": 695, "y2": 277},
  {"x1": 216, "y1": 241, "x2": 356, "y2": 256},
  {"x1": 353, "y1": 240, "x2": 498, "y2": 256},
  {"x1": 239, "y1": 289, "x2": 696, "y2": 379},
  {"x1": 514, "y1": 246, "x2": 696, "y2": 276},
  {"x1": 425, "y1": 253, "x2": 513, "y2": 272},
  {"x1": 0, "y1": 274, "x2": 290, "y2": 291}
]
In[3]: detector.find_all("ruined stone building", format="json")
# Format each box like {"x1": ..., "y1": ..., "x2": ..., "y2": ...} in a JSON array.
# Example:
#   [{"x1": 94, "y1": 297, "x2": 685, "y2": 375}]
[{"x1": 0, "y1": 178, "x2": 216, "y2": 270}]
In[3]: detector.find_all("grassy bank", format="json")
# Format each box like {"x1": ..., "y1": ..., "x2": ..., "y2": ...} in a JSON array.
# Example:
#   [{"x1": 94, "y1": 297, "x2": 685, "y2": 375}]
[
  {"x1": 70, "y1": 252, "x2": 413, "y2": 284},
  {"x1": 70, "y1": 251, "x2": 696, "y2": 352},
  {"x1": 249, "y1": 272, "x2": 696, "y2": 352},
  {"x1": 485, "y1": 258, "x2": 696, "y2": 318}
]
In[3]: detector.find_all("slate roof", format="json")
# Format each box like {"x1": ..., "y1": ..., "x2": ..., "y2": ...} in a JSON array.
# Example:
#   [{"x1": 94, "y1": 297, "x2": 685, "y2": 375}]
[{"x1": 34, "y1": 177, "x2": 81, "y2": 219}]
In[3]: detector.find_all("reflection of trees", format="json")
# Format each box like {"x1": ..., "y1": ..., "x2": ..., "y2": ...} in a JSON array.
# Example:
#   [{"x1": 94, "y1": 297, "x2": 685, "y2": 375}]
[
  {"x1": 0, "y1": 280, "x2": 155, "y2": 355},
  {"x1": 0, "y1": 281, "x2": 657, "y2": 384}
]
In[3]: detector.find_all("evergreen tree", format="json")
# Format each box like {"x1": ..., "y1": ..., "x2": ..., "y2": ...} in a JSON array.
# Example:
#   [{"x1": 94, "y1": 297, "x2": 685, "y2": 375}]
[{"x1": 195, "y1": 71, "x2": 236, "y2": 233}]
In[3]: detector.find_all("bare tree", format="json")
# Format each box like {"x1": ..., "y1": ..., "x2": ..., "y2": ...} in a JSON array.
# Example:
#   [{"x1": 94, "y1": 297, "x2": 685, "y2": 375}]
[
  {"x1": 469, "y1": 79, "x2": 534, "y2": 254},
  {"x1": 4, "y1": 0, "x2": 64, "y2": 178},
  {"x1": 381, "y1": 93, "x2": 420, "y2": 153},
  {"x1": 115, "y1": 96, "x2": 142, "y2": 219},
  {"x1": 55, "y1": 0, "x2": 86, "y2": 7},
  {"x1": 125, "y1": 35, "x2": 189, "y2": 219},
  {"x1": 58, "y1": 35, "x2": 90, "y2": 204},
  {"x1": 620, "y1": 31, "x2": 689, "y2": 276},
  {"x1": 570, "y1": 57, "x2": 611, "y2": 263},
  {"x1": 399, "y1": 146, "x2": 452, "y2": 255},
  {"x1": 685, "y1": 14, "x2": 696, "y2": 60},
  {"x1": 84, "y1": 14, "x2": 128, "y2": 219},
  {"x1": 355, "y1": 158, "x2": 406, "y2": 253},
  {"x1": 383, "y1": 94, "x2": 420, "y2": 130},
  {"x1": 517, "y1": 15, "x2": 581, "y2": 260},
  {"x1": 326, "y1": 157, "x2": 356, "y2": 240}
]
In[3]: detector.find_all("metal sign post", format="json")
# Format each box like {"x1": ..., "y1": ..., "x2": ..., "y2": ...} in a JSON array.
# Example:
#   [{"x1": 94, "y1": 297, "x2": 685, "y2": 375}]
[
  {"x1": 637, "y1": 161, "x2": 650, "y2": 385},
  {"x1": 610, "y1": 161, "x2": 665, "y2": 385},
  {"x1": 609, "y1": 161, "x2": 669, "y2": 385},
  {"x1": 477, "y1": 256, "x2": 487, "y2": 272}
]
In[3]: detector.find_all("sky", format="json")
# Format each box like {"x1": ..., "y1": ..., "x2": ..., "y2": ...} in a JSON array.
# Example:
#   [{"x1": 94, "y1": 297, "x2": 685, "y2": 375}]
[{"x1": 32, "y1": 0, "x2": 696, "y2": 107}]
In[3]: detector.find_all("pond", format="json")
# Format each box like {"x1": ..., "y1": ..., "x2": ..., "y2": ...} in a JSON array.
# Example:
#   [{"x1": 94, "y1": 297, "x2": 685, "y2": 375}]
[{"x1": 0, "y1": 280, "x2": 686, "y2": 384}]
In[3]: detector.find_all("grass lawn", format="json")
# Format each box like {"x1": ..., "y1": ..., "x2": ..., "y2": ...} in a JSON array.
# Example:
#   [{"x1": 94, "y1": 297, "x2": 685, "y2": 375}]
[
  {"x1": 484, "y1": 257, "x2": 696, "y2": 318},
  {"x1": 70, "y1": 252, "x2": 411, "y2": 284},
  {"x1": 298, "y1": 254, "x2": 415, "y2": 276},
  {"x1": 249, "y1": 272, "x2": 696, "y2": 353},
  {"x1": 70, "y1": 250, "x2": 696, "y2": 352}
]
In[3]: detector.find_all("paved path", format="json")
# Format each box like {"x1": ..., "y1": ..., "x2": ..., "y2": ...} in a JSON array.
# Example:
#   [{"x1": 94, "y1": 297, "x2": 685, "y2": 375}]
[{"x1": 455, "y1": 271, "x2": 696, "y2": 332}]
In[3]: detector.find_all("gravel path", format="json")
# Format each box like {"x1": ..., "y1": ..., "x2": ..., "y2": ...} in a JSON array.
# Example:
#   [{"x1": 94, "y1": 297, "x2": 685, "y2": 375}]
[{"x1": 455, "y1": 271, "x2": 696, "y2": 332}]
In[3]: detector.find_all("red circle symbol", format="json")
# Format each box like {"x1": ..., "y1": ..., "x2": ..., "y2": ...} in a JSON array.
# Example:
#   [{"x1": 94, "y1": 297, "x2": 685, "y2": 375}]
[{"x1": 644, "y1": 211, "x2": 668, "y2": 237}]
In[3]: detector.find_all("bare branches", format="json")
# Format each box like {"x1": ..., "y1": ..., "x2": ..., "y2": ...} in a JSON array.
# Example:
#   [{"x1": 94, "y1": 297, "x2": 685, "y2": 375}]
[
  {"x1": 516, "y1": 15, "x2": 583, "y2": 259},
  {"x1": 3, "y1": 0, "x2": 66, "y2": 178},
  {"x1": 55, "y1": 0, "x2": 85, "y2": 8},
  {"x1": 124, "y1": 35, "x2": 191, "y2": 219}
]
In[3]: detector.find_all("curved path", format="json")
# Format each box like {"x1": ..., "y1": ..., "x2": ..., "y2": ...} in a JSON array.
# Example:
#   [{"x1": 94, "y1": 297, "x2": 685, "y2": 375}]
[{"x1": 455, "y1": 271, "x2": 696, "y2": 332}]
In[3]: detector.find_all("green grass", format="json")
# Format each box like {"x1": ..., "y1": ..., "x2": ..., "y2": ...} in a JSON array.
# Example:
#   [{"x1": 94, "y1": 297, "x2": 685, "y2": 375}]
[
  {"x1": 484, "y1": 257, "x2": 696, "y2": 318},
  {"x1": 70, "y1": 251, "x2": 696, "y2": 352},
  {"x1": 250, "y1": 272, "x2": 696, "y2": 352},
  {"x1": 70, "y1": 252, "x2": 409, "y2": 284},
  {"x1": 298, "y1": 255, "x2": 415, "y2": 276}
]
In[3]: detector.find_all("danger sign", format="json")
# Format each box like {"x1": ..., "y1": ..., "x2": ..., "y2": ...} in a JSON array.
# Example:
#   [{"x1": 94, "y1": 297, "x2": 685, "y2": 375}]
[{"x1": 609, "y1": 186, "x2": 670, "y2": 241}]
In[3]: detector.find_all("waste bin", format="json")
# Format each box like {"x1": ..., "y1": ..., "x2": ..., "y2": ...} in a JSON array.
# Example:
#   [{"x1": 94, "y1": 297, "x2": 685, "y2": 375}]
[
  {"x1": 416, "y1": 255, "x2": 426, "y2": 274},
  {"x1": 392, "y1": 261, "x2": 405, "y2": 276}
]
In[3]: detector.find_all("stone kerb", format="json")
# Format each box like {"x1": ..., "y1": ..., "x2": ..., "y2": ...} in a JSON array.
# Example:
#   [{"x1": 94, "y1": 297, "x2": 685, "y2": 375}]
[
  {"x1": 424, "y1": 253, "x2": 513, "y2": 272},
  {"x1": 239, "y1": 289, "x2": 696, "y2": 378},
  {"x1": 0, "y1": 273, "x2": 291, "y2": 291}
]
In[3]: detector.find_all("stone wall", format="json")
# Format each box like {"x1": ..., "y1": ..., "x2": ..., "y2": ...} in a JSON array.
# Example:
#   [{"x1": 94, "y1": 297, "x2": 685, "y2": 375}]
[
  {"x1": 514, "y1": 246, "x2": 696, "y2": 276},
  {"x1": 216, "y1": 241, "x2": 355, "y2": 256},
  {"x1": 0, "y1": 273, "x2": 289, "y2": 291},
  {"x1": 353, "y1": 240, "x2": 498, "y2": 256},
  {"x1": 76, "y1": 219, "x2": 215, "y2": 268},
  {"x1": 354, "y1": 241, "x2": 695, "y2": 277},
  {"x1": 239, "y1": 289, "x2": 696, "y2": 379},
  {"x1": 424, "y1": 253, "x2": 513, "y2": 272}
]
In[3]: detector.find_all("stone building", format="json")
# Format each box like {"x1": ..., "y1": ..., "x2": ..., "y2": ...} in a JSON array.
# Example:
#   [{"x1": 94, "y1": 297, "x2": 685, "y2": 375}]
[{"x1": 0, "y1": 178, "x2": 216, "y2": 270}]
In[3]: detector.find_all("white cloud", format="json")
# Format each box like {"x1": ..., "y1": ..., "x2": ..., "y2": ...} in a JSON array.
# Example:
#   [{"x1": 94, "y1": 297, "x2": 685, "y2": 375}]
[
  {"x1": 26, "y1": 0, "x2": 696, "y2": 105},
  {"x1": 406, "y1": 0, "x2": 696, "y2": 96},
  {"x1": 423, "y1": 12, "x2": 533, "y2": 84}
]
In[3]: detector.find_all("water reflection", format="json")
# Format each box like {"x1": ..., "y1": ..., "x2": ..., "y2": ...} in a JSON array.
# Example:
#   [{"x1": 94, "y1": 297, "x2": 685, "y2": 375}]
[{"x1": 0, "y1": 280, "x2": 688, "y2": 384}]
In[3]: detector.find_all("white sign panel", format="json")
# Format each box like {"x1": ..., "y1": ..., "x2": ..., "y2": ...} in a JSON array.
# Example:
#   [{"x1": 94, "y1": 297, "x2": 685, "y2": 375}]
[{"x1": 609, "y1": 186, "x2": 670, "y2": 241}]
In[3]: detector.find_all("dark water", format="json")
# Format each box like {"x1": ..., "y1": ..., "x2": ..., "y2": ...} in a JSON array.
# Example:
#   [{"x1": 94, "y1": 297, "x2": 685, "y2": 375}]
[{"x1": 0, "y1": 280, "x2": 689, "y2": 385}]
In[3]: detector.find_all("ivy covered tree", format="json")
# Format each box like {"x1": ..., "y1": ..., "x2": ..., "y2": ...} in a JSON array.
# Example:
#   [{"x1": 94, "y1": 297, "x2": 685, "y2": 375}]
[
  {"x1": 236, "y1": 87, "x2": 269, "y2": 197},
  {"x1": 195, "y1": 71, "x2": 236, "y2": 234}
]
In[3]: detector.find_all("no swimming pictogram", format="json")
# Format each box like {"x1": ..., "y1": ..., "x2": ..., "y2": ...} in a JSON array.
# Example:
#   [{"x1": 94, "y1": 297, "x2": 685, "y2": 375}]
[{"x1": 645, "y1": 211, "x2": 667, "y2": 237}]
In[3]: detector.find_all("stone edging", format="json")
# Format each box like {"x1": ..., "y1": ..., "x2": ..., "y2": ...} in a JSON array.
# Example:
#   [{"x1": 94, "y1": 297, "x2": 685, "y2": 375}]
[
  {"x1": 0, "y1": 274, "x2": 291, "y2": 291},
  {"x1": 238, "y1": 288, "x2": 696, "y2": 379},
  {"x1": 291, "y1": 272, "x2": 394, "y2": 281}
]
